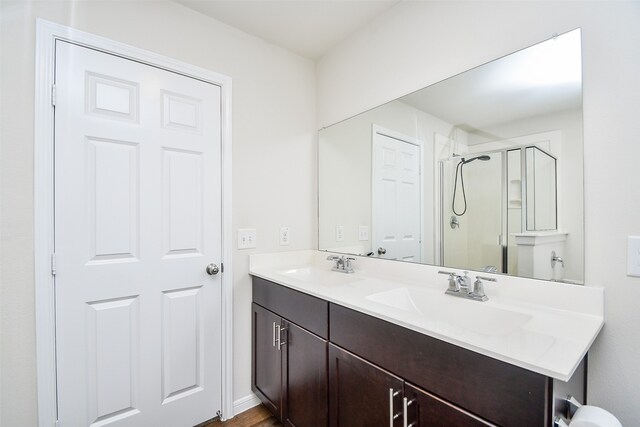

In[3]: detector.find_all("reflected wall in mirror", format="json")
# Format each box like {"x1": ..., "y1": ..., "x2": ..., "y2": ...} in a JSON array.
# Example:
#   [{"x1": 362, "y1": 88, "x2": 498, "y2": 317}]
[{"x1": 318, "y1": 29, "x2": 583, "y2": 283}]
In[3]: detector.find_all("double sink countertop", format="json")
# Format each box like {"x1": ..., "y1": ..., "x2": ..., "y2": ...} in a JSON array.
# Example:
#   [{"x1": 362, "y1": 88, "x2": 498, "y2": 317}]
[{"x1": 249, "y1": 250, "x2": 604, "y2": 382}]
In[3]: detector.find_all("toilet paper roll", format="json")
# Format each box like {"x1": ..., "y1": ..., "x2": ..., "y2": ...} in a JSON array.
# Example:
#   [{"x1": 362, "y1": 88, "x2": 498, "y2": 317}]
[{"x1": 569, "y1": 405, "x2": 622, "y2": 427}]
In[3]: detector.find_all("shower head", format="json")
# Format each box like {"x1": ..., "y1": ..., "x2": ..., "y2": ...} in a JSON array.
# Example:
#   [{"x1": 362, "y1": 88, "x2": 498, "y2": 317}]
[{"x1": 461, "y1": 155, "x2": 491, "y2": 164}]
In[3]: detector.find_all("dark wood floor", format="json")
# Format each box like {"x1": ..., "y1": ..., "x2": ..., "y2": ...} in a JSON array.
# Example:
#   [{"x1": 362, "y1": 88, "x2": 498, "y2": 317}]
[{"x1": 203, "y1": 404, "x2": 281, "y2": 427}]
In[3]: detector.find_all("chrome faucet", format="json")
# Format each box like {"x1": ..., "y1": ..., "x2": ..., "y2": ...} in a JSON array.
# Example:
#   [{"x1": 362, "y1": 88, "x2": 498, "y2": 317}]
[
  {"x1": 438, "y1": 271, "x2": 497, "y2": 302},
  {"x1": 457, "y1": 271, "x2": 472, "y2": 293},
  {"x1": 326, "y1": 255, "x2": 355, "y2": 274}
]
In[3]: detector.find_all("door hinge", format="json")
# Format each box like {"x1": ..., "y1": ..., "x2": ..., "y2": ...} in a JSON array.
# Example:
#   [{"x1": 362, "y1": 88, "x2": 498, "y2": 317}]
[
  {"x1": 51, "y1": 84, "x2": 56, "y2": 107},
  {"x1": 51, "y1": 253, "x2": 57, "y2": 276}
]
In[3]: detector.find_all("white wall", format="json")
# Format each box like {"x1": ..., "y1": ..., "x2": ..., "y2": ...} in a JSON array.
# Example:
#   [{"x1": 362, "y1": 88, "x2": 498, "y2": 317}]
[
  {"x1": 317, "y1": 1, "x2": 640, "y2": 423},
  {"x1": 0, "y1": 1, "x2": 316, "y2": 425}
]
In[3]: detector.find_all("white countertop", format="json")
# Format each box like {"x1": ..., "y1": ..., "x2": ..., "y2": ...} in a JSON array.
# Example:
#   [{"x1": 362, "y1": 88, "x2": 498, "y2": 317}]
[{"x1": 250, "y1": 250, "x2": 604, "y2": 382}]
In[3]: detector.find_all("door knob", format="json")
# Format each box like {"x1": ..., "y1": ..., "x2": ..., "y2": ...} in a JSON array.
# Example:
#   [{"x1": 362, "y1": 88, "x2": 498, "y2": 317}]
[
  {"x1": 206, "y1": 263, "x2": 220, "y2": 275},
  {"x1": 378, "y1": 247, "x2": 387, "y2": 255}
]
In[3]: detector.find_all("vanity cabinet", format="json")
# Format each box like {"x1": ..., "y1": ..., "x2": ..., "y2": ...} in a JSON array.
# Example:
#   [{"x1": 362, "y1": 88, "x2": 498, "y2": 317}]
[
  {"x1": 252, "y1": 277, "x2": 329, "y2": 426},
  {"x1": 252, "y1": 276, "x2": 582, "y2": 427}
]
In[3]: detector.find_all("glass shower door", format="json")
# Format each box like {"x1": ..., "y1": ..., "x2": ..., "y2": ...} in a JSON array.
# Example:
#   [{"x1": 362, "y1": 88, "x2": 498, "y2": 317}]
[{"x1": 442, "y1": 153, "x2": 504, "y2": 272}]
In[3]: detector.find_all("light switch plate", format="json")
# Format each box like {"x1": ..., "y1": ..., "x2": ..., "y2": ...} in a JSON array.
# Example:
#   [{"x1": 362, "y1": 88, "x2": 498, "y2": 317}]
[
  {"x1": 280, "y1": 227, "x2": 290, "y2": 246},
  {"x1": 359, "y1": 225, "x2": 369, "y2": 241},
  {"x1": 628, "y1": 236, "x2": 640, "y2": 277},
  {"x1": 336, "y1": 225, "x2": 344, "y2": 242},
  {"x1": 238, "y1": 228, "x2": 257, "y2": 249}
]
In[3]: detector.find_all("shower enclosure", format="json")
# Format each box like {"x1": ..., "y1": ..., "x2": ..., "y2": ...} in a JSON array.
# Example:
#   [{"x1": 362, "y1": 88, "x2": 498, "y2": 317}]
[{"x1": 440, "y1": 146, "x2": 557, "y2": 275}]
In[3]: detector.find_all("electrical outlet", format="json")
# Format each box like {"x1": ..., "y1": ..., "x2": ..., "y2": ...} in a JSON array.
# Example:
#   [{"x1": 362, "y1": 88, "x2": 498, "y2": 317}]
[
  {"x1": 628, "y1": 236, "x2": 640, "y2": 277},
  {"x1": 335, "y1": 225, "x2": 344, "y2": 242},
  {"x1": 238, "y1": 228, "x2": 257, "y2": 249},
  {"x1": 280, "y1": 227, "x2": 290, "y2": 246},
  {"x1": 359, "y1": 225, "x2": 369, "y2": 241}
]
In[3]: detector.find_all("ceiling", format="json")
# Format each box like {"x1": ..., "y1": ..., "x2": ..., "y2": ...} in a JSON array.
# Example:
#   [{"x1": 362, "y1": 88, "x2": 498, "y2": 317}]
[
  {"x1": 177, "y1": 0, "x2": 401, "y2": 59},
  {"x1": 400, "y1": 29, "x2": 582, "y2": 133}
]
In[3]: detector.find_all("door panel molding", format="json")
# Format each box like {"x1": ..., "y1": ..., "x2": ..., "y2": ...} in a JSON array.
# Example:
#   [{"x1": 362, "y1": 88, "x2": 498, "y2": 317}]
[
  {"x1": 34, "y1": 19, "x2": 234, "y2": 427},
  {"x1": 371, "y1": 124, "x2": 424, "y2": 263}
]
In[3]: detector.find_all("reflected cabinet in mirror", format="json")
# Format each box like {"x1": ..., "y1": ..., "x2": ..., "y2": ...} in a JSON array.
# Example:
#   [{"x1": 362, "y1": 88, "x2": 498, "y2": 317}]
[{"x1": 318, "y1": 29, "x2": 583, "y2": 283}]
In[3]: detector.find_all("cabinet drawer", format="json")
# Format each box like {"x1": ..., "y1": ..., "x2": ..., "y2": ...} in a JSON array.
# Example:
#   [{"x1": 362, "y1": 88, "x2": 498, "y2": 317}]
[
  {"x1": 253, "y1": 276, "x2": 329, "y2": 338},
  {"x1": 329, "y1": 303, "x2": 549, "y2": 427}
]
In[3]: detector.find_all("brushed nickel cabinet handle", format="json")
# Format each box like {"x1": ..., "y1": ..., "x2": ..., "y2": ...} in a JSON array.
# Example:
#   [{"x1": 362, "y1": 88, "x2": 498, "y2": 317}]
[
  {"x1": 272, "y1": 322, "x2": 277, "y2": 347},
  {"x1": 403, "y1": 397, "x2": 416, "y2": 427},
  {"x1": 389, "y1": 388, "x2": 401, "y2": 427},
  {"x1": 277, "y1": 326, "x2": 287, "y2": 350}
]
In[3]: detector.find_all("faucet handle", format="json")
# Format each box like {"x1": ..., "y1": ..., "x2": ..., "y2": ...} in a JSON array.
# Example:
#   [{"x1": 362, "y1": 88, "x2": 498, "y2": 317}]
[
  {"x1": 438, "y1": 270, "x2": 456, "y2": 277},
  {"x1": 472, "y1": 278, "x2": 486, "y2": 298},
  {"x1": 344, "y1": 257, "x2": 355, "y2": 273},
  {"x1": 473, "y1": 276, "x2": 497, "y2": 299},
  {"x1": 326, "y1": 255, "x2": 340, "y2": 261},
  {"x1": 438, "y1": 271, "x2": 459, "y2": 291}
]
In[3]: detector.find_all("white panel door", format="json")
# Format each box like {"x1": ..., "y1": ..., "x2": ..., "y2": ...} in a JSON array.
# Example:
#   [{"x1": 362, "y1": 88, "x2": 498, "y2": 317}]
[
  {"x1": 372, "y1": 128, "x2": 422, "y2": 262},
  {"x1": 54, "y1": 41, "x2": 222, "y2": 427}
]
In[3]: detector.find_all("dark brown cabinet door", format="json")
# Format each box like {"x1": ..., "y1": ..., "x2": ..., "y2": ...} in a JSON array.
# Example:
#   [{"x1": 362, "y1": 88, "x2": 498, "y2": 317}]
[
  {"x1": 330, "y1": 302, "x2": 548, "y2": 427},
  {"x1": 404, "y1": 382, "x2": 495, "y2": 427},
  {"x1": 282, "y1": 321, "x2": 328, "y2": 427},
  {"x1": 329, "y1": 344, "x2": 404, "y2": 427},
  {"x1": 252, "y1": 303, "x2": 282, "y2": 418}
]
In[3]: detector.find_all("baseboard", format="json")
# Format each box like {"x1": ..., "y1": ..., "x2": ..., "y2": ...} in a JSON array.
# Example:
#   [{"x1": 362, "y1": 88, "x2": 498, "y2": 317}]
[{"x1": 232, "y1": 393, "x2": 262, "y2": 417}]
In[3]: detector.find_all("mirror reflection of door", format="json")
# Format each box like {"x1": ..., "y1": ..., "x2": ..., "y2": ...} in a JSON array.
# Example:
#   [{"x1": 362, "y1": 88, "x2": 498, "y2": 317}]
[{"x1": 372, "y1": 126, "x2": 423, "y2": 262}]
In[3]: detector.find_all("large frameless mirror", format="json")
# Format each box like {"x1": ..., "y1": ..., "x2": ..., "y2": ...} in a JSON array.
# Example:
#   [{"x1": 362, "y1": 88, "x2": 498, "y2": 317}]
[{"x1": 318, "y1": 29, "x2": 583, "y2": 283}]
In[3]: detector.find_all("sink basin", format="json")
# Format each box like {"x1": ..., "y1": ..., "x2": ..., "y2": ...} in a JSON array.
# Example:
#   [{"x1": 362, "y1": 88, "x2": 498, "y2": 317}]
[
  {"x1": 366, "y1": 287, "x2": 532, "y2": 336},
  {"x1": 275, "y1": 267, "x2": 363, "y2": 286},
  {"x1": 366, "y1": 287, "x2": 431, "y2": 313},
  {"x1": 453, "y1": 303, "x2": 532, "y2": 336}
]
